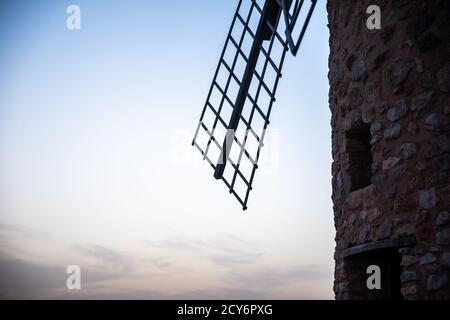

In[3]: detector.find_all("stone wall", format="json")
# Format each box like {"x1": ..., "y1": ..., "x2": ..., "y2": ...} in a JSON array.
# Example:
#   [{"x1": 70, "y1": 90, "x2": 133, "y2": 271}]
[{"x1": 327, "y1": 0, "x2": 450, "y2": 299}]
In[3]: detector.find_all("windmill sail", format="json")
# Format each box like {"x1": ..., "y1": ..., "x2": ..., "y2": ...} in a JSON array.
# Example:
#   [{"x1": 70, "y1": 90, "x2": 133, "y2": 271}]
[{"x1": 192, "y1": 0, "x2": 317, "y2": 210}]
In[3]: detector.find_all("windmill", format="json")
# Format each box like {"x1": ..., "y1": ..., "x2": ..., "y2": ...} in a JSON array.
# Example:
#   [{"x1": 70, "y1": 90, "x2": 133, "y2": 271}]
[{"x1": 192, "y1": 0, "x2": 317, "y2": 210}]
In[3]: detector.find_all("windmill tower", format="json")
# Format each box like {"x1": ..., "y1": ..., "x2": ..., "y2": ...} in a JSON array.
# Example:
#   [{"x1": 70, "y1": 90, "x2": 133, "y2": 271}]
[{"x1": 328, "y1": 0, "x2": 450, "y2": 299}]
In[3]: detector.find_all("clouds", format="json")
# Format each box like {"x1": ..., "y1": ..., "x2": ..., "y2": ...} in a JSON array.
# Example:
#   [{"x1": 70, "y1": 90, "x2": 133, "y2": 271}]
[
  {"x1": 73, "y1": 244, "x2": 124, "y2": 264},
  {"x1": 141, "y1": 234, "x2": 331, "y2": 298},
  {"x1": 73, "y1": 243, "x2": 135, "y2": 276},
  {"x1": 208, "y1": 251, "x2": 262, "y2": 268},
  {"x1": 225, "y1": 265, "x2": 330, "y2": 292},
  {"x1": 70, "y1": 243, "x2": 163, "y2": 284},
  {"x1": 145, "y1": 234, "x2": 264, "y2": 269},
  {"x1": 0, "y1": 256, "x2": 132, "y2": 299},
  {"x1": 145, "y1": 237, "x2": 206, "y2": 251},
  {"x1": 0, "y1": 222, "x2": 52, "y2": 263},
  {"x1": 0, "y1": 232, "x2": 332, "y2": 299},
  {"x1": 0, "y1": 222, "x2": 49, "y2": 241},
  {"x1": 0, "y1": 258, "x2": 64, "y2": 294},
  {"x1": 0, "y1": 242, "x2": 156, "y2": 299},
  {"x1": 0, "y1": 255, "x2": 329, "y2": 299},
  {"x1": 0, "y1": 241, "x2": 134, "y2": 299},
  {"x1": 58, "y1": 287, "x2": 266, "y2": 300},
  {"x1": 145, "y1": 257, "x2": 172, "y2": 270},
  {"x1": 205, "y1": 236, "x2": 264, "y2": 268}
]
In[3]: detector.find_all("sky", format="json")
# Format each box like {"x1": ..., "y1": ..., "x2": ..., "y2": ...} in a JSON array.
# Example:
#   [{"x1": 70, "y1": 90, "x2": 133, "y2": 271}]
[{"x1": 0, "y1": 0, "x2": 333, "y2": 299}]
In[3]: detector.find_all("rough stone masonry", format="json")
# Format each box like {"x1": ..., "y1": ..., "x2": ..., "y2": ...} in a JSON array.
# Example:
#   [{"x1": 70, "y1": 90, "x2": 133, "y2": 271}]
[{"x1": 327, "y1": 0, "x2": 450, "y2": 299}]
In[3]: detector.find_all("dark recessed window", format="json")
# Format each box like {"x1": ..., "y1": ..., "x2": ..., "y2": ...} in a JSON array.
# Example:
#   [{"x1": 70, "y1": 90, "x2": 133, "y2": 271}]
[{"x1": 346, "y1": 124, "x2": 373, "y2": 192}]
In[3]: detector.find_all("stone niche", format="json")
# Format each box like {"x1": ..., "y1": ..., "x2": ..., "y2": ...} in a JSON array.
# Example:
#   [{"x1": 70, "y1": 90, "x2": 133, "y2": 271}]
[{"x1": 327, "y1": 0, "x2": 450, "y2": 299}]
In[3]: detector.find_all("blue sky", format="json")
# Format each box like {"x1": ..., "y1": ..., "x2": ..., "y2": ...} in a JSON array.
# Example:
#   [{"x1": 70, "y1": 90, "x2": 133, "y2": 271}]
[{"x1": 0, "y1": 0, "x2": 333, "y2": 299}]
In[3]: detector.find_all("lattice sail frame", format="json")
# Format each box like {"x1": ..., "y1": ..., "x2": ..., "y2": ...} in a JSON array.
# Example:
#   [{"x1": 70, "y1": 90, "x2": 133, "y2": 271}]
[{"x1": 192, "y1": 0, "x2": 317, "y2": 210}]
